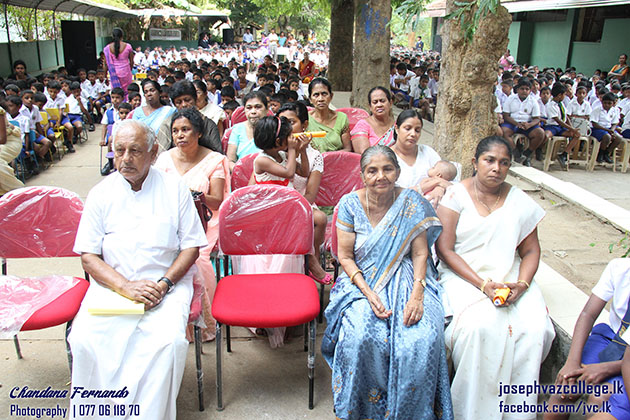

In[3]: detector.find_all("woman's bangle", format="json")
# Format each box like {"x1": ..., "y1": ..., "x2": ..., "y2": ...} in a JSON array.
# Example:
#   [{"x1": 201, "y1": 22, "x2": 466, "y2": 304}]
[
  {"x1": 480, "y1": 279, "x2": 489, "y2": 294},
  {"x1": 518, "y1": 279, "x2": 530, "y2": 289},
  {"x1": 414, "y1": 278, "x2": 426, "y2": 288},
  {"x1": 350, "y1": 270, "x2": 363, "y2": 284}
]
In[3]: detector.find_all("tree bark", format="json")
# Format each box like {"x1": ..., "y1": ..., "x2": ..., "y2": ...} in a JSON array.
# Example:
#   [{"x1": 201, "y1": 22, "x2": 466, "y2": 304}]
[
  {"x1": 350, "y1": 0, "x2": 391, "y2": 110},
  {"x1": 328, "y1": 0, "x2": 354, "y2": 91},
  {"x1": 434, "y1": 1, "x2": 511, "y2": 177}
]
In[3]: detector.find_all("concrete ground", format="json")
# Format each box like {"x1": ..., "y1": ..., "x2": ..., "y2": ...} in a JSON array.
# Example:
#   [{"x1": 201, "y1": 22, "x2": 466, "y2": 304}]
[{"x1": 2, "y1": 92, "x2": 628, "y2": 419}]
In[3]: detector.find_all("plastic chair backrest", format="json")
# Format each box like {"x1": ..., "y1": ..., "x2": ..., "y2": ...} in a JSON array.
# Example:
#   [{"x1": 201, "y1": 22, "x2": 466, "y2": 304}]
[
  {"x1": 0, "y1": 186, "x2": 84, "y2": 258},
  {"x1": 231, "y1": 152, "x2": 258, "y2": 190},
  {"x1": 219, "y1": 185, "x2": 313, "y2": 256},
  {"x1": 64, "y1": 104, "x2": 69, "y2": 113},
  {"x1": 337, "y1": 107, "x2": 369, "y2": 132},
  {"x1": 40, "y1": 111, "x2": 49, "y2": 126},
  {"x1": 221, "y1": 127, "x2": 233, "y2": 155},
  {"x1": 315, "y1": 151, "x2": 363, "y2": 207},
  {"x1": 230, "y1": 106, "x2": 246, "y2": 125},
  {"x1": 45, "y1": 108, "x2": 61, "y2": 122}
]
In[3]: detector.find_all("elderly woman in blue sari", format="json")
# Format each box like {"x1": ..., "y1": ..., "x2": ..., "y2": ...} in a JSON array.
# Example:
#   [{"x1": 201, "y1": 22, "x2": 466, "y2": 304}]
[{"x1": 322, "y1": 145, "x2": 453, "y2": 420}]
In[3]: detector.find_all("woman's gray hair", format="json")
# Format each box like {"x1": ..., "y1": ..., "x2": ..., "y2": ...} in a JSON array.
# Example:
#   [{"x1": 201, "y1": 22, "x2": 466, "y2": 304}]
[
  {"x1": 360, "y1": 145, "x2": 400, "y2": 173},
  {"x1": 112, "y1": 119, "x2": 156, "y2": 151}
]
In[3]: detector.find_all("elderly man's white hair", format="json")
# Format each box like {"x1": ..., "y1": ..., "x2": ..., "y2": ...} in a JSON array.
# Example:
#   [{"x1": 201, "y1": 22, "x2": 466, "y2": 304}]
[{"x1": 111, "y1": 119, "x2": 156, "y2": 151}]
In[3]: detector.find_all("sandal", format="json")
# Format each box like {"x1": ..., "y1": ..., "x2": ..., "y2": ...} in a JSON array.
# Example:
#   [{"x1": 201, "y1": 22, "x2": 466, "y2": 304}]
[{"x1": 309, "y1": 272, "x2": 333, "y2": 285}]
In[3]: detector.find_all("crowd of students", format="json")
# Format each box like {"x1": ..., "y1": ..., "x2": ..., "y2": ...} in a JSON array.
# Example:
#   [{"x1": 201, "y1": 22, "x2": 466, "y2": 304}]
[{"x1": 494, "y1": 60, "x2": 630, "y2": 169}]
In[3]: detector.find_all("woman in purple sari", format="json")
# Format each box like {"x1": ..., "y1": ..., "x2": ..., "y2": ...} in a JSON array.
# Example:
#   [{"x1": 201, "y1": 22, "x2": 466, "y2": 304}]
[{"x1": 103, "y1": 28, "x2": 134, "y2": 96}]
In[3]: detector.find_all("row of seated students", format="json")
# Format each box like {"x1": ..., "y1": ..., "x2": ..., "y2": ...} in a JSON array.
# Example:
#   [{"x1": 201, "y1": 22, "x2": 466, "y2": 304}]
[{"x1": 494, "y1": 66, "x2": 630, "y2": 169}]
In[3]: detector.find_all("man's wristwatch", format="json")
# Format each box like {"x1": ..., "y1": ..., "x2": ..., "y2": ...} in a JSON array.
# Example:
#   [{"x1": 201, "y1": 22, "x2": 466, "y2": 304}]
[{"x1": 158, "y1": 276, "x2": 174, "y2": 294}]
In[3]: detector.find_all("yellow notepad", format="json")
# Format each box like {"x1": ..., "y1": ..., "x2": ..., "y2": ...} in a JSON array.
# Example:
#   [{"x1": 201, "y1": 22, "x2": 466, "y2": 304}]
[{"x1": 87, "y1": 292, "x2": 145, "y2": 315}]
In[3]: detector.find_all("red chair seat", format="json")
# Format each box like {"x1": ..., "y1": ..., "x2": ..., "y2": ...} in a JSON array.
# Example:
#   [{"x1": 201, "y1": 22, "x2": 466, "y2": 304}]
[
  {"x1": 21, "y1": 277, "x2": 89, "y2": 331},
  {"x1": 212, "y1": 273, "x2": 320, "y2": 328}
]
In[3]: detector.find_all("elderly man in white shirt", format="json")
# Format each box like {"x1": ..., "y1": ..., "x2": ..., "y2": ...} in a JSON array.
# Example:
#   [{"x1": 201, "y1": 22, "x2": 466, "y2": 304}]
[
  {"x1": 68, "y1": 119, "x2": 207, "y2": 420},
  {"x1": 501, "y1": 79, "x2": 546, "y2": 166}
]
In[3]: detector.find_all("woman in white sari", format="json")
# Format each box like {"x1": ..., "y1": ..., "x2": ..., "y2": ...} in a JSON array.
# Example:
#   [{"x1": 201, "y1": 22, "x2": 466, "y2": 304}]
[{"x1": 436, "y1": 136, "x2": 555, "y2": 420}]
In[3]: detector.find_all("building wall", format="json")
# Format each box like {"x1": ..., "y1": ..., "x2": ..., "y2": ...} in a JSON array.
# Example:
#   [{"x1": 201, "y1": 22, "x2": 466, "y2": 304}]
[
  {"x1": 570, "y1": 18, "x2": 630, "y2": 76},
  {"x1": 527, "y1": 9, "x2": 575, "y2": 69},
  {"x1": 0, "y1": 40, "x2": 64, "y2": 77},
  {"x1": 508, "y1": 9, "x2": 630, "y2": 76}
]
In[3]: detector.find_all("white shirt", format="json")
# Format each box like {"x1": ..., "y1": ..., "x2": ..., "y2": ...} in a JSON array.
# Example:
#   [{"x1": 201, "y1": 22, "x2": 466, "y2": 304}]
[
  {"x1": 503, "y1": 94, "x2": 540, "y2": 123},
  {"x1": 44, "y1": 95, "x2": 66, "y2": 113},
  {"x1": 65, "y1": 94, "x2": 87, "y2": 114},
  {"x1": 8, "y1": 113, "x2": 30, "y2": 138},
  {"x1": 243, "y1": 32, "x2": 254, "y2": 43},
  {"x1": 393, "y1": 70, "x2": 415, "y2": 93},
  {"x1": 428, "y1": 79, "x2": 439, "y2": 97},
  {"x1": 545, "y1": 100, "x2": 567, "y2": 126},
  {"x1": 95, "y1": 80, "x2": 110, "y2": 95},
  {"x1": 81, "y1": 80, "x2": 99, "y2": 99},
  {"x1": 620, "y1": 101, "x2": 630, "y2": 131},
  {"x1": 395, "y1": 145, "x2": 441, "y2": 188},
  {"x1": 569, "y1": 98, "x2": 592, "y2": 117},
  {"x1": 18, "y1": 104, "x2": 42, "y2": 131},
  {"x1": 538, "y1": 99, "x2": 550, "y2": 121},
  {"x1": 591, "y1": 259, "x2": 630, "y2": 333},
  {"x1": 590, "y1": 105, "x2": 619, "y2": 129}
]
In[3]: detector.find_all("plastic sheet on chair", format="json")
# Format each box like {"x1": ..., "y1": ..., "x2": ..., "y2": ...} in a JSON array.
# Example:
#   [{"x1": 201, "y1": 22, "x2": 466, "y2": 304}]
[
  {"x1": 0, "y1": 275, "x2": 80, "y2": 338},
  {"x1": 219, "y1": 185, "x2": 313, "y2": 256},
  {"x1": 337, "y1": 107, "x2": 369, "y2": 132},
  {"x1": 231, "y1": 153, "x2": 258, "y2": 190},
  {"x1": 315, "y1": 151, "x2": 363, "y2": 207},
  {"x1": 0, "y1": 186, "x2": 83, "y2": 258}
]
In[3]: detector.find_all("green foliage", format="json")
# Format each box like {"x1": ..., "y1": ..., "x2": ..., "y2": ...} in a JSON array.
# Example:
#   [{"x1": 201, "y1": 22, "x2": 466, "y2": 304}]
[
  {"x1": 444, "y1": 0, "x2": 500, "y2": 42},
  {"x1": 394, "y1": 0, "x2": 429, "y2": 33},
  {"x1": 0, "y1": 6, "x2": 73, "y2": 41},
  {"x1": 390, "y1": 10, "x2": 431, "y2": 47},
  {"x1": 609, "y1": 232, "x2": 630, "y2": 258}
]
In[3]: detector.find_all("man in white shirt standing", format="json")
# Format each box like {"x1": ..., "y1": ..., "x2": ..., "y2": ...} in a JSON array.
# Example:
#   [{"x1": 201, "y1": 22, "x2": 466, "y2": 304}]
[
  {"x1": 268, "y1": 29, "x2": 279, "y2": 62},
  {"x1": 243, "y1": 28, "x2": 254, "y2": 44},
  {"x1": 69, "y1": 119, "x2": 207, "y2": 420},
  {"x1": 501, "y1": 79, "x2": 545, "y2": 166}
]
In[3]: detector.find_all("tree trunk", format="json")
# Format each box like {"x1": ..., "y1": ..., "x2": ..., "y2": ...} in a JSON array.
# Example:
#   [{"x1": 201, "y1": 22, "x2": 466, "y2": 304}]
[
  {"x1": 434, "y1": 1, "x2": 511, "y2": 177},
  {"x1": 328, "y1": 0, "x2": 354, "y2": 91},
  {"x1": 350, "y1": 0, "x2": 391, "y2": 110}
]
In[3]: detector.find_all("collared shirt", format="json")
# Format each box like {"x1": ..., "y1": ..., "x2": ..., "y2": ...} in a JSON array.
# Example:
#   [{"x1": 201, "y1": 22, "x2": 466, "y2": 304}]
[
  {"x1": 590, "y1": 105, "x2": 619, "y2": 129},
  {"x1": 44, "y1": 95, "x2": 66, "y2": 112},
  {"x1": 65, "y1": 94, "x2": 88, "y2": 114},
  {"x1": 82, "y1": 80, "x2": 99, "y2": 99},
  {"x1": 18, "y1": 104, "x2": 42, "y2": 131},
  {"x1": 569, "y1": 98, "x2": 592, "y2": 117},
  {"x1": 503, "y1": 94, "x2": 540, "y2": 123},
  {"x1": 74, "y1": 167, "x2": 208, "y2": 283},
  {"x1": 545, "y1": 100, "x2": 566, "y2": 126}
]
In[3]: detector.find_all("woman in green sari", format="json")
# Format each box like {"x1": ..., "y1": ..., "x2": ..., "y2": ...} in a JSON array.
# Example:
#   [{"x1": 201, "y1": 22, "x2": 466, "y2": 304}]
[{"x1": 308, "y1": 78, "x2": 352, "y2": 153}]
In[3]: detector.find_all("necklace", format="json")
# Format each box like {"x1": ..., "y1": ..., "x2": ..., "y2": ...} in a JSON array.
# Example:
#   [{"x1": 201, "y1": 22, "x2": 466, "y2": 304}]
[
  {"x1": 366, "y1": 188, "x2": 396, "y2": 223},
  {"x1": 473, "y1": 178, "x2": 502, "y2": 214}
]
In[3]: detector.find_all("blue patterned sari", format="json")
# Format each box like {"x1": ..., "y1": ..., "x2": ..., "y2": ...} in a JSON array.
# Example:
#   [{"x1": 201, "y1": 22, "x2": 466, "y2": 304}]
[{"x1": 322, "y1": 188, "x2": 453, "y2": 420}]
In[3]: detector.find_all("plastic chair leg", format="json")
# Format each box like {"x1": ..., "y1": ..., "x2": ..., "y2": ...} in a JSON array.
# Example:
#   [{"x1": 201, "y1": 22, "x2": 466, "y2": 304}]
[
  {"x1": 588, "y1": 138, "x2": 600, "y2": 172},
  {"x1": 194, "y1": 325, "x2": 205, "y2": 411},
  {"x1": 14, "y1": 335, "x2": 23, "y2": 359},
  {"x1": 216, "y1": 322, "x2": 224, "y2": 411},
  {"x1": 318, "y1": 284, "x2": 325, "y2": 323},
  {"x1": 308, "y1": 319, "x2": 316, "y2": 410},
  {"x1": 225, "y1": 325, "x2": 231, "y2": 353},
  {"x1": 303, "y1": 324, "x2": 308, "y2": 352}
]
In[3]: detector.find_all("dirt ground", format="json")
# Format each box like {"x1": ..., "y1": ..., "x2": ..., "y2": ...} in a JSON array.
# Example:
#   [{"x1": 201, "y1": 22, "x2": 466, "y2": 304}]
[{"x1": 512, "y1": 176, "x2": 628, "y2": 295}]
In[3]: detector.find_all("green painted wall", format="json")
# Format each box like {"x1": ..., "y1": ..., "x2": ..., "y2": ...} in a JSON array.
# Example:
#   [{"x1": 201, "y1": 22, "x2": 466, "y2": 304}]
[
  {"x1": 570, "y1": 18, "x2": 630, "y2": 76},
  {"x1": 508, "y1": 21, "x2": 534, "y2": 65},
  {"x1": 528, "y1": 9, "x2": 575, "y2": 69},
  {"x1": 1, "y1": 40, "x2": 64, "y2": 77}
]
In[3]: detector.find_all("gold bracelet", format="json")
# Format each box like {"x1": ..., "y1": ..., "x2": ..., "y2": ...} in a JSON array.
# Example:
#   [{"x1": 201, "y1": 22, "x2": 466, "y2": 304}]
[
  {"x1": 518, "y1": 279, "x2": 530, "y2": 289},
  {"x1": 415, "y1": 278, "x2": 426, "y2": 288},
  {"x1": 349, "y1": 270, "x2": 363, "y2": 284},
  {"x1": 480, "y1": 279, "x2": 490, "y2": 294}
]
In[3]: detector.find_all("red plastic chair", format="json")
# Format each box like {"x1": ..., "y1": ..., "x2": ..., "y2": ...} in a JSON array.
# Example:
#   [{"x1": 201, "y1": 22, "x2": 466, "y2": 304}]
[
  {"x1": 221, "y1": 126, "x2": 233, "y2": 155},
  {"x1": 337, "y1": 107, "x2": 369, "y2": 132},
  {"x1": 231, "y1": 152, "x2": 258, "y2": 190},
  {"x1": 212, "y1": 185, "x2": 320, "y2": 410},
  {"x1": 315, "y1": 151, "x2": 363, "y2": 207},
  {"x1": 0, "y1": 186, "x2": 89, "y2": 367},
  {"x1": 230, "y1": 106, "x2": 246, "y2": 125}
]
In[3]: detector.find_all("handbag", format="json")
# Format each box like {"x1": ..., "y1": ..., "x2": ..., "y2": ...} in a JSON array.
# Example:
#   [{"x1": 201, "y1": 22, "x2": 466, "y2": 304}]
[{"x1": 191, "y1": 190, "x2": 212, "y2": 233}]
